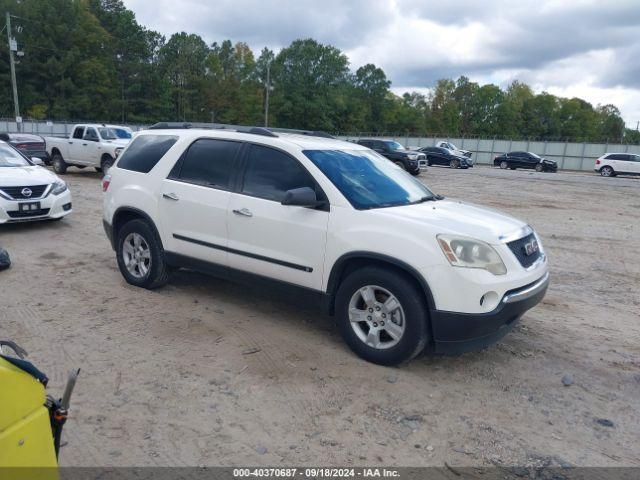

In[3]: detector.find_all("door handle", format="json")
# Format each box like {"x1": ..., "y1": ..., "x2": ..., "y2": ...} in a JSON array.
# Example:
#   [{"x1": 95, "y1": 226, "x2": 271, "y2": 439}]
[
  {"x1": 162, "y1": 192, "x2": 179, "y2": 201},
  {"x1": 82, "y1": 143, "x2": 88, "y2": 146},
  {"x1": 232, "y1": 208, "x2": 253, "y2": 217}
]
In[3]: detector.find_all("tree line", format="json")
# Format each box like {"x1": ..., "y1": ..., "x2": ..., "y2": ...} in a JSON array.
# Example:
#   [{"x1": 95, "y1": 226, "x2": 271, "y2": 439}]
[{"x1": 0, "y1": 0, "x2": 637, "y2": 143}]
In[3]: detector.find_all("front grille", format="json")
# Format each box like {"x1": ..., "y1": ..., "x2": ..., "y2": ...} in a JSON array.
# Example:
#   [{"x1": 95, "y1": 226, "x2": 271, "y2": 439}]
[
  {"x1": 7, "y1": 208, "x2": 50, "y2": 219},
  {"x1": 507, "y1": 233, "x2": 542, "y2": 269},
  {"x1": 0, "y1": 184, "x2": 48, "y2": 199}
]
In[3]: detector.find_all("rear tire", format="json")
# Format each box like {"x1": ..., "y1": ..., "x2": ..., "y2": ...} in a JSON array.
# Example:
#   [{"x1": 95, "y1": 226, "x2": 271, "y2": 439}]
[
  {"x1": 600, "y1": 166, "x2": 615, "y2": 177},
  {"x1": 335, "y1": 266, "x2": 429, "y2": 365},
  {"x1": 116, "y1": 219, "x2": 170, "y2": 289},
  {"x1": 52, "y1": 154, "x2": 67, "y2": 174}
]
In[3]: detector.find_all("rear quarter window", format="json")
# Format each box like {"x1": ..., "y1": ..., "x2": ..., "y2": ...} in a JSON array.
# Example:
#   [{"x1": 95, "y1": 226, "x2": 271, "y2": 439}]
[{"x1": 117, "y1": 135, "x2": 178, "y2": 173}]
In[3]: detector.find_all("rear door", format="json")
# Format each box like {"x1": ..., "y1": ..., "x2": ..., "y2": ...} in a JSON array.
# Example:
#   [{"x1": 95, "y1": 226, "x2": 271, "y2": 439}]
[
  {"x1": 158, "y1": 138, "x2": 243, "y2": 267},
  {"x1": 226, "y1": 144, "x2": 329, "y2": 290}
]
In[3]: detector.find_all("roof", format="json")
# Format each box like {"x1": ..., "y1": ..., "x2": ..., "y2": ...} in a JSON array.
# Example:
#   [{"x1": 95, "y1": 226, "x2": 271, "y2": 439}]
[{"x1": 141, "y1": 123, "x2": 368, "y2": 151}]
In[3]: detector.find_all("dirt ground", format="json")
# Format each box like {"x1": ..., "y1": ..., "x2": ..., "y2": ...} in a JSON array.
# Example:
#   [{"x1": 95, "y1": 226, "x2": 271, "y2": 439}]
[{"x1": 1, "y1": 165, "x2": 639, "y2": 468}]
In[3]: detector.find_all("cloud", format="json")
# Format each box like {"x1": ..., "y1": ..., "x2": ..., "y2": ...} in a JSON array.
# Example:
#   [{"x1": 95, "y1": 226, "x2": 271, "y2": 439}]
[{"x1": 123, "y1": 0, "x2": 640, "y2": 125}]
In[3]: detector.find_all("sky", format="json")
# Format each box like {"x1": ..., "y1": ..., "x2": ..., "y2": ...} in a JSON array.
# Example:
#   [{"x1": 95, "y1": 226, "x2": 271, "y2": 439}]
[{"x1": 123, "y1": 0, "x2": 640, "y2": 127}]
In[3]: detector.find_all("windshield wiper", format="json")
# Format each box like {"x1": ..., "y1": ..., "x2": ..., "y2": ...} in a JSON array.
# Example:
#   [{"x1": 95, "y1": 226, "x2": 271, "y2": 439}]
[{"x1": 412, "y1": 194, "x2": 444, "y2": 204}]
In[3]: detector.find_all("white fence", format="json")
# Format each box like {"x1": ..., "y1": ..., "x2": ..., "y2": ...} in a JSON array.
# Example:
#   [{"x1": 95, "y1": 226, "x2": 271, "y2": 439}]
[
  {"x1": 0, "y1": 119, "x2": 147, "y2": 138},
  {"x1": 340, "y1": 135, "x2": 640, "y2": 171},
  {"x1": 3, "y1": 120, "x2": 639, "y2": 171}
]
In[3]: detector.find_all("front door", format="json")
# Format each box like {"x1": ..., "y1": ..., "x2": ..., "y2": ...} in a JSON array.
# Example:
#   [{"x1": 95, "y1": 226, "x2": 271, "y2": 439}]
[
  {"x1": 227, "y1": 144, "x2": 329, "y2": 290},
  {"x1": 67, "y1": 126, "x2": 85, "y2": 163},
  {"x1": 158, "y1": 138, "x2": 243, "y2": 267}
]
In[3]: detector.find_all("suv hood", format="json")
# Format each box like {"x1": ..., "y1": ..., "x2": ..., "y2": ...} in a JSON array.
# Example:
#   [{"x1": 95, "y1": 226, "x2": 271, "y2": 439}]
[
  {"x1": 373, "y1": 199, "x2": 527, "y2": 245},
  {"x1": 0, "y1": 166, "x2": 58, "y2": 186}
]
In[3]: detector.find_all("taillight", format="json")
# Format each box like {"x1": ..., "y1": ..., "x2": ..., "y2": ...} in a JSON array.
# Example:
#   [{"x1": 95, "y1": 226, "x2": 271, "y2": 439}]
[
  {"x1": 102, "y1": 174, "x2": 112, "y2": 192},
  {"x1": 595, "y1": 159, "x2": 601, "y2": 165},
  {"x1": 16, "y1": 144, "x2": 27, "y2": 149}
]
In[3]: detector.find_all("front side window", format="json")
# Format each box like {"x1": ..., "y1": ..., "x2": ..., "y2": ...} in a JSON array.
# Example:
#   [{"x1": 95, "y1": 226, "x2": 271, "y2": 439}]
[
  {"x1": 304, "y1": 149, "x2": 435, "y2": 210},
  {"x1": 84, "y1": 127, "x2": 99, "y2": 140},
  {"x1": 175, "y1": 139, "x2": 241, "y2": 189},
  {"x1": 117, "y1": 135, "x2": 178, "y2": 173},
  {"x1": 98, "y1": 128, "x2": 118, "y2": 140},
  {"x1": 0, "y1": 143, "x2": 30, "y2": 167},
  {"x1": 242, "y1": 144, "x2": 316, "y2": 202}
]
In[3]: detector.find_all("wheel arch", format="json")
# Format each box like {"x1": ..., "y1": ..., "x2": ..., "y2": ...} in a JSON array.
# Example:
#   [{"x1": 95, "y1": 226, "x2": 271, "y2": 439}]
[
  {"x1": 111, "y1": 207, "x2": 164, "y2": 251},
  {"x1": 326, "y1": 251, "x2": 436, "y2": 315},
  {"x1": 51, "y1": 147, "x2": 62, "y2": 157}
]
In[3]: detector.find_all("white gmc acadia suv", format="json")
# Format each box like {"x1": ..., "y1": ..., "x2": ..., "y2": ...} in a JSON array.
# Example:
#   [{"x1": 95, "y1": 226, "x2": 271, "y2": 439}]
[{"x1": 103, "y1": 123, "x2": 549, "y2": 365}]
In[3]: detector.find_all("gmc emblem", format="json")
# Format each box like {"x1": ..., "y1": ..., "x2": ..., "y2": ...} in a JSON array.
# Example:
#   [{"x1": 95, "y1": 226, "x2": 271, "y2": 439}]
[{"x1": 524, "y1": 240, "x2": 539, "y2": 256}]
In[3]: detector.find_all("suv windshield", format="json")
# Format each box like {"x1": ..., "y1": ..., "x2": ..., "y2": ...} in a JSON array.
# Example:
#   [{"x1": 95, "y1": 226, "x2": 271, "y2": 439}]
[
  {"x1": 0, "y1": 143, "x2": 30, "y2": 167},
  {"x1": 304, "y1": 149, "x2": 435, "y2": 210},
  {"x1": 98, "y1": 128, "x2": 118, "y2": 140},
  {"x1": 529, "y1": 152, "x2": 541, "y2": 159}
]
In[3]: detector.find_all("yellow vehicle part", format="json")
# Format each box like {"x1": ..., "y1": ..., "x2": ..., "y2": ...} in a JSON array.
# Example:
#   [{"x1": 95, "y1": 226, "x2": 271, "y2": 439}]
[{"x1": 0, "y1": 356, "x2": 58, "y2": 468}]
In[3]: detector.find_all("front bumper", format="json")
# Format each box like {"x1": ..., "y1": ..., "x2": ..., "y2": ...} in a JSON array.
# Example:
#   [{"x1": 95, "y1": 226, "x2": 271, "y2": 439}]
[
  {"x1": 0, "y1": 189, "x2": 72, "y2": 224},
  {"x1": 430, "y1": 272, "x2": 549, "y2": 354}
]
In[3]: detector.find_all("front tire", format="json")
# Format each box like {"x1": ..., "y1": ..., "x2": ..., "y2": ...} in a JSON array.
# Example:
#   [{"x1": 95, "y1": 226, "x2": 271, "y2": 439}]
[
  {"x1": 335, "y1": 267, "x2": 429, "y2": 365},
  {"x1": 101, "y1": 155, "x2": 115, "y2": 176},
  {"x1": 600, "y1": 166, "x2": 615, "y2": 177},
  {"x1": 394, "y1": 161, "x2": 406, "y2": 171},
  {"x1": 535, "y1": 163, "x2": 544, "y2": 172},
  {"x1": 52, "y1": 154, "x2": 67, "y2": 174},
  {"x1": 116, "y1": 219, "x2": 170, "y2": 289},
  {"x1": 450, "y1": 159, "x2": 460, "y2": 169},
  {"x1": 500, "y1": 161, "x2": 508, "y2": 169}
]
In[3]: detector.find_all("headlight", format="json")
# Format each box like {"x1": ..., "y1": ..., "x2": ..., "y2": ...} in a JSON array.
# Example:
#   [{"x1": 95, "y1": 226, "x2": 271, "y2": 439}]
[
  {"x1": 437, "y1": 234, "x2": 507, "y2": 275},
  {"x1": 51, "y1": 180, "x2": 67, "y2": 195},
  {"x1": 407, "y1": 154, "x2": 418, "y2": 160}
]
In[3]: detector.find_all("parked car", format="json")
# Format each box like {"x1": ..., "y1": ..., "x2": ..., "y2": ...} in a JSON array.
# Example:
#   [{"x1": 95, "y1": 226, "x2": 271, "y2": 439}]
[
  {"x1": 436, "y1": 141, "x2": 472, "y2": 158},
  {"x1": 45, "y1": 124, "x2": 130, "y2": 175},
  {"x1": 418, "y1": 146, "x2": 474, "y2": 168},
  {"x1": 356, "y1": 139, "x2": 427, "y2": 175},
  {"x1": 107, "y1": 125, "x2": 134, "y2": 140},
  {"x1": 0, "y1": 133, "x2": 50, "y2": 165},
  {"x1": 0, "y1": 140, "x2": 72, "y2": 223},
  {"x1": 103, "y1": 123, "x2": 549, "y2": 365},
  {"x1": 493, "y1": 152, "x2": 557, "y2": 172},
  {"x1": 595, "y1": 153, "x2": 640, "y2": 177}
]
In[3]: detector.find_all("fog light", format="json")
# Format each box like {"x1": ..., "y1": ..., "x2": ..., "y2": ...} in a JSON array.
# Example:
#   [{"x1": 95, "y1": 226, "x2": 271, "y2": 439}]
[
  {"x1": 480, "y1": 291, "x2": 499, "y2": 311},
  {"x1": 63, "y1": 203, "x2": 72, "y2": 211}
]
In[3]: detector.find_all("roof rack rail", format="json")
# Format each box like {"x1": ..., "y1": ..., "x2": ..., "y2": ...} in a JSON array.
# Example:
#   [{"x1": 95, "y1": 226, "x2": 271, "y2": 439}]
[{"x1": 147, "y1": 122, "x2": 335, "y2": 140}]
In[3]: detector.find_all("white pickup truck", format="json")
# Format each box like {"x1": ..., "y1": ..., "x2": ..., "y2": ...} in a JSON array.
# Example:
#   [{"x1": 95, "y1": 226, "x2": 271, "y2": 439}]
[{"x1": 45, "y1": 124, "x2": 131, "y2": 175}]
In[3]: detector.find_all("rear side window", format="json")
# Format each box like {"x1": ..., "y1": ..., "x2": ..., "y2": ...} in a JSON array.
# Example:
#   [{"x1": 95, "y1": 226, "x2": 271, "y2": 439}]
[
  {"x1": 242, "y1": 144, "x2": 316, "y2": 202},
  {"x1": 606, "y1": 154, "x2": 628, "y2": 161},
  {"x1": 117, "y1": 135, "x2": 178, "y2": 173},
  {"x1": 173, "y1": 139, "x2": 241, "y2": 189},
  {"x1": 72, "y1": 127, "x2": 84, "y2": 139}
]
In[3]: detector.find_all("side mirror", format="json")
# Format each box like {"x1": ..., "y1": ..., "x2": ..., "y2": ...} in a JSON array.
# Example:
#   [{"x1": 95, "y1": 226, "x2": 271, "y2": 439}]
[
  {"x1": 281, "y1": 187, "x2": 324, "y2": 208},
  {"x1": 31, "y1": 157, "x2": 44, "y2": 165}
]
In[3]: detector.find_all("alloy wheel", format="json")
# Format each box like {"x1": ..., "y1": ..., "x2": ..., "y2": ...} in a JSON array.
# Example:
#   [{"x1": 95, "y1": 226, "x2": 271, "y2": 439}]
[
  {"x1": 348, "y1": 285, "x2": 405, "y2": 349},
  {"x1": 122, "y1": 232, "x2": 151, "y2": 279}
]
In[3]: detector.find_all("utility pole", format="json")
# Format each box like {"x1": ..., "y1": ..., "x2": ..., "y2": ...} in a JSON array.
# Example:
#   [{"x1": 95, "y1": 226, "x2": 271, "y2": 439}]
[
  {"x1": 5, "y1": 12, "x2": 20, "y2": 130},
  {"x1": 264, "y1": 61, "x2": 270, "y2": 127}
]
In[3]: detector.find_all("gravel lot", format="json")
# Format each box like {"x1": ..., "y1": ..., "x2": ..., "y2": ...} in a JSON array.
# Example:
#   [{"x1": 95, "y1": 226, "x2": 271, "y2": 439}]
[{"x1": 1, "y1": 165, "x2": 639, "y2": 468}]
